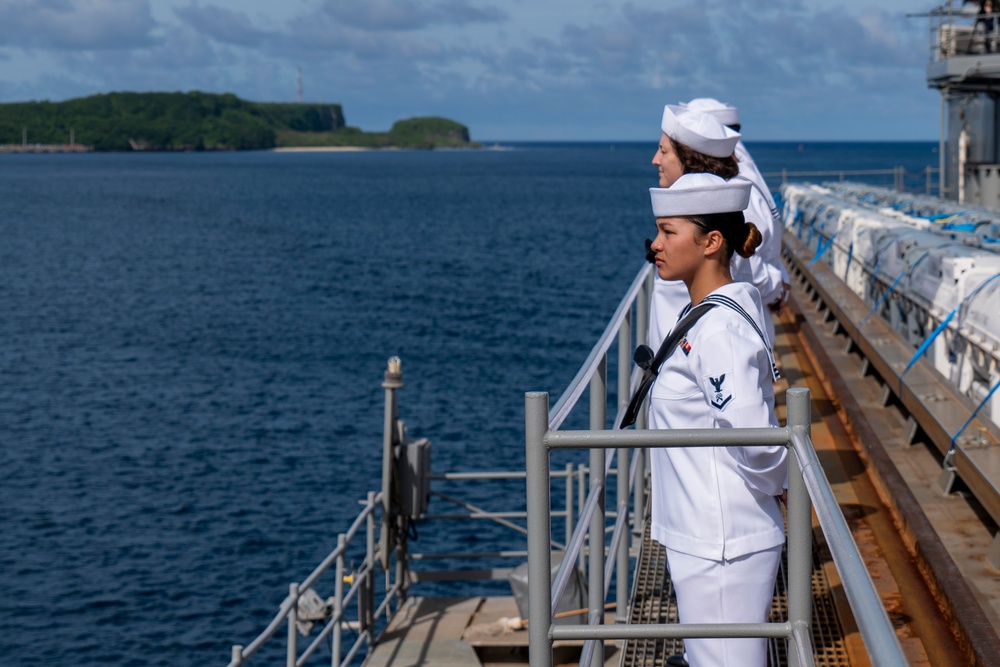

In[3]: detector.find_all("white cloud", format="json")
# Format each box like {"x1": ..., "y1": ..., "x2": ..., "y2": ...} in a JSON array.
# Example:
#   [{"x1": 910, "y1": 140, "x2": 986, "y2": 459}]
[
  {"x1": 0, "y1": 0, "x2": 158, "y2": 50},
  {"x1": 0, "y1": 0, "x2": 941, "y2": 139}
]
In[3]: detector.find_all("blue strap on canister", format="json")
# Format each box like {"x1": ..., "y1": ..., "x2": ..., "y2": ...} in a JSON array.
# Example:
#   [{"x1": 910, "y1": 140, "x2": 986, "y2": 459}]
[
  {"x1": 809, "y1": 231, "x2": 838, "y2": 267},
  {"x1": 899, "y1": 271, "x2": 1000, "y2": 385},
  {"x1": 948, "y1": 378, "x2": 1000, "y2": 455},
  {"x1": 899, "y1": 308, "x2": 957, "y2": 381},
  {"x1": 860, "y1": 247, "x2": 935, "y2": 326}
]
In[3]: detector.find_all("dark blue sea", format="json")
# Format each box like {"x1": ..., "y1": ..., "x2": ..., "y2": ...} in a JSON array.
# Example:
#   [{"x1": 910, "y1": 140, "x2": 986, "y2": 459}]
[{"x1": 0, "y1": 141, "x2": 936, "y2": 666}]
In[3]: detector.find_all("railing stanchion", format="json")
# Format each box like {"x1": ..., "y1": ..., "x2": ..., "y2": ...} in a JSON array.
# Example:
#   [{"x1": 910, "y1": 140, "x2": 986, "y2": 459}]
[
  {"x1": 578, "y1": 464, "x2": 587, "y2": 577},
  {"x1": 380, "y1": 358, "x2": 402, "y2": 572},
  {"x1": 231, "y1": 645, "x2": 243, "y2": 666},
  {"x1": 637, "y1": 270, "x2": 651, "y2": 349},
  {"x1": 526, "y1": 392, "x2": 553, "y2": 667},
  {"x1": 615, "y1": 450, "x2": 630, "y2": 624},
  {"x1": 365, "y1": 492, "x2": 376, "y2": 651},
  {"x1": 588, "y1": 357, "x2": 607, "y2": 667},
  {"x1": 634, "y1": 271, "x2": 652, "y2": 527},
  {"x1": 786, "y1": 388, "x2": 814, "y2": 666},
  {"x1": 334, "y1": 534, "x2": 346, "y2": 665},
  {"x1": 565, "y1": 464, "x2": 574, "y2": 551},
  {"x1": 617, "y1": 312, "x2": 632, "y2": 623},
  {"x1": 288, "y1": 583, "x2": 299, "y2": 667}
]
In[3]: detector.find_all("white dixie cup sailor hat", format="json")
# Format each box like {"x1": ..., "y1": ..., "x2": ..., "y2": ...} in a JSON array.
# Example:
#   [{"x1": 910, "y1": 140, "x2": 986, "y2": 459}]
[
  {"x1": 649, "y1": 173, "x2": 751, "y2": 218},
  {"x1": 681, "y1": 97, "x2": 740, "y2": 128},
  {"x1": 660, "y1": 104, "x2": 740, "y2": 158}
]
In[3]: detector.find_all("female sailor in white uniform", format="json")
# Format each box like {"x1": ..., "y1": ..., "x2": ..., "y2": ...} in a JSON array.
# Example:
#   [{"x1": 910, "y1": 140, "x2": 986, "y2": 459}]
[
  {"x1": 680, "y1": 97, "x2": 791, "y2": 323},
  {"x1": 648, "y1": 105, "x2": 786, "y2": 349},
  {"x1": 645, "y1": 173, "x2": 787, "y2": 667}
]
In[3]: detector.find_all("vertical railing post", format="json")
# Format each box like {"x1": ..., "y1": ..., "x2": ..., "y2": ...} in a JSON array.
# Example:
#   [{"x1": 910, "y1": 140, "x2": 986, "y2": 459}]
[
  {"x1": 578, "y1": 464, "x2": 587, "y2": 578},
  {"x1": 637, "y1": 269, "x2": 651, "y2": 349},
  {"x1": 616, "y1": 312, "x2": 632, "y2": 623},
  {"x1": 785, "y1": 388, "x2": 814, "y2": 667},
  {"x1": 565, "y1": 464, "x2": 575, "y2": 550},
  {"x1": 333, "y1": 534, "x2": 346, "y2": 665},
  {"x1": 365, "y1": 492, "x2": 376, "y2": 652},
  {"x1": 231, "y1": 645, "x2": 243, "y2": 666},
  {"x1": 526, "y1": 392, "x2": 553, "y2": 667},
  {"x1": 380, "y1": 357, "x2": 402, "y2": 572},
  {"x1": 588, "y1": 357, "x2": 607, "y2": 667},
  {"x1": 633, "y1": 271, "x2": 653, "y2": 530},
  {"x1": 287, "y1": 583, "x2": 299, "y2": 667}
]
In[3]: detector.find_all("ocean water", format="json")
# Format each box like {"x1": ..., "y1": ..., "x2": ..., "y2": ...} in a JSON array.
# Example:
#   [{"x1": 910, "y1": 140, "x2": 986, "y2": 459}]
[{"x1": 0, "y1": 141, "x2": 936, "y2": 666}]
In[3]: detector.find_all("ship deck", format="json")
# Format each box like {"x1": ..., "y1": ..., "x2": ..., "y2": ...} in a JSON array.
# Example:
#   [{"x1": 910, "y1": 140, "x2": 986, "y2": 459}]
[{"x1": 362, "y1": 244, "x2": 1000, "y2": 667}]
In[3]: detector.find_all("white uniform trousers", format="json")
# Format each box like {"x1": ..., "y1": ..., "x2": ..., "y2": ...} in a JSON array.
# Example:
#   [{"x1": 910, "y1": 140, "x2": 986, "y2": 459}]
[{"x1": 665, "y1": 544, "x2": 782, "y2": 667}]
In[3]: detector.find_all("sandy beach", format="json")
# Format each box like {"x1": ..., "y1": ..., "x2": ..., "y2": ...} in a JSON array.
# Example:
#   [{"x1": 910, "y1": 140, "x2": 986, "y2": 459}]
[{"x1": 272, "y1": 146, "x2": 374, "y2": 152}]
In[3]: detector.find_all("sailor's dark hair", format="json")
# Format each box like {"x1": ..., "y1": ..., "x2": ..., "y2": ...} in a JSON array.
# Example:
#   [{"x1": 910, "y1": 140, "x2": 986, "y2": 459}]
[
  {"x1": 668, "y1": 136, "x2": 739, "y2": 179},
  {"x1": 687, "y1": 211, "x2": 762, "y2": 259}
]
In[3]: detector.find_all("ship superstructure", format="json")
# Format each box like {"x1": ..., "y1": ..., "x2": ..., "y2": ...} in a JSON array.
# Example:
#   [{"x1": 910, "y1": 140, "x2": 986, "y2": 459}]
[{"x1": 928, "y1": 0, "x2": 1000, "y2": 207}]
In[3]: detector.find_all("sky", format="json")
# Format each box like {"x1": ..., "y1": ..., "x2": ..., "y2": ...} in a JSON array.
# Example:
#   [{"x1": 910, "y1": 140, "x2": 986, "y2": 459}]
[{"x1": 0, "y1": 0, "x2": 946, "y2": 141}]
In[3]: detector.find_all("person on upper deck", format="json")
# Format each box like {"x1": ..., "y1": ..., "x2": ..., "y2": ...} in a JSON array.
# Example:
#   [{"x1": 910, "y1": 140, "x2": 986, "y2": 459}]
[
  {"x1": 644, "y1": 173, "x2": 787, "y2": 667},
  {"x1": 648, "y1": 105, "x2": 785, "y2": 350},
  {"x1": 978, "y1": 0, "x2": 997, "y2": 52}
]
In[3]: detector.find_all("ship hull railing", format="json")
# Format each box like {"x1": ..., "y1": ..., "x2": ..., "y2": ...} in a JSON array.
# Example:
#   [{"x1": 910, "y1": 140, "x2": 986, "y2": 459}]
[
  {"x1": 228, "y1": 490, "x2": 389, "y2": 667},
  {"x1": 762, "y1": 166, "x2": 940, "y2": 197},
  {"x1": 226, "y1": 265, "x2": 657, "y2": 667},
  {"x1": 524, "y1": 388, "x2": 908, "y2": 667},
  {"x1": 927, "y1": 1, "x2": 1000, "y2": 61},
  {"x1": 408, "y1": 262, "x2": 655, "y2": 615}
]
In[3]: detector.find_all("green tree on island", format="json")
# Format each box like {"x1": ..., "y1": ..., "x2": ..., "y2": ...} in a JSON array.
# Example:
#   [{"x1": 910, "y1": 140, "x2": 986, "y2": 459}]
[{"x1": 0, "y1": 91, "x2": 475, "y2": 151}]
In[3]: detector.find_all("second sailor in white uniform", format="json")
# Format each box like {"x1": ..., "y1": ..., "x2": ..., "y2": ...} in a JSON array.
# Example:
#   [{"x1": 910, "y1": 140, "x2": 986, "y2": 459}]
[{"x1": 645, "y1": 173, "x2": 787, "y2": 667}]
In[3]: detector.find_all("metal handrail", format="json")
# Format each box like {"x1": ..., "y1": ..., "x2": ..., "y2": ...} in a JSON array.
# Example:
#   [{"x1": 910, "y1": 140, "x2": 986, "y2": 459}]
[
  {"x1": 228, "y1": 492, "x2": 382, "y2": 667},
  {"x1": 548, "y1": 264, "x2": 652, "y2": 431},
  {"x1": 228, "y1": 263, "x2": 654, "y2": 667},
  {"x1": 787, "y1": 432, "x2": 903, "y2": 665},
  {"x1": 576, "y1": 450, "x2": 640, "y2": 667},
  {"x1": 524, "y1": 388, "x2": 908, "y2": 667},
  {"x1": 762, "y1": 166, "x2": 940, "y2": 195}
]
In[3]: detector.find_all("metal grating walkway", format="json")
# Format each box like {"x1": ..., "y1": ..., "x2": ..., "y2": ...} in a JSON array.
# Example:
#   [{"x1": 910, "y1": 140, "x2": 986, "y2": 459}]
[{"x1": 619, "y1": 515, "x2": 852, "y2": 667}]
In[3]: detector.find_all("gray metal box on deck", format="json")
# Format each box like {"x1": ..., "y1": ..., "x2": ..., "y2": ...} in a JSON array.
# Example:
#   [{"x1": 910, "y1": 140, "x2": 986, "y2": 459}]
[{"x1": 396, "y1": 437, "x2": 431, "y2": 518}]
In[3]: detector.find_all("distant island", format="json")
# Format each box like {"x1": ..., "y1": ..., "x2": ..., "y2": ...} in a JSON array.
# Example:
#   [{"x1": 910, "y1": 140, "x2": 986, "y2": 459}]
[{"x1": 0, "y1": 91, "x2": 478, "y2": 152}]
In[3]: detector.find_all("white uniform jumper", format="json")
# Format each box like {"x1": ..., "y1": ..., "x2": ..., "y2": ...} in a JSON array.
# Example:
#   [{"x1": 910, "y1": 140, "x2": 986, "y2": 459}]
[{"x1": 648, "y1": 282, "x2": 786, "y2": 667}]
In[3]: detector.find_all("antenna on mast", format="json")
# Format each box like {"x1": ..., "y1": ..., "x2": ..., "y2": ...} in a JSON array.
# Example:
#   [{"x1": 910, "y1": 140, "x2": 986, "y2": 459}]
[{"x1": 297, "y1": 66, "x2": 303, "y2": 103}]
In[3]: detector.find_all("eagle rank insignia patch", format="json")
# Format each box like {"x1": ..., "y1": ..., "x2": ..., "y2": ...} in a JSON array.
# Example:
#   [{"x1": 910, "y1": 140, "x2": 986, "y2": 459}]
[{"x1": 707, "y1": 374, "x2": 733, "y2": 411}]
